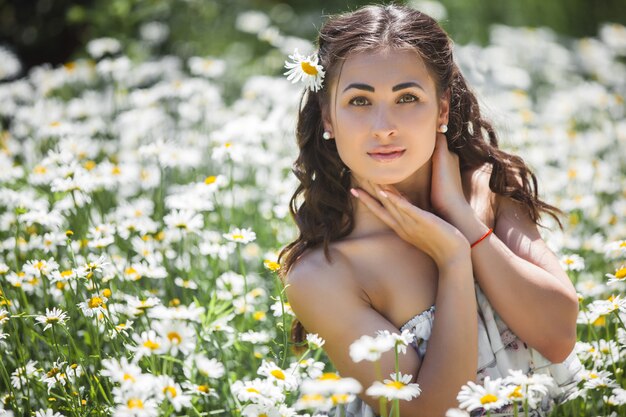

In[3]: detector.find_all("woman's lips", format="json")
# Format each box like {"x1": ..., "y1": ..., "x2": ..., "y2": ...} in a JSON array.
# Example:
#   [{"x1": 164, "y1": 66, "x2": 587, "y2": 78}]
[{"x1": 368, "y1": 150, "x2": 406, "y2": 162}]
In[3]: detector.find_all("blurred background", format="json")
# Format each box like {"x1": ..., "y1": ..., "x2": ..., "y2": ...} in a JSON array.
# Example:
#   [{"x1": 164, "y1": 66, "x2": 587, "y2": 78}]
[{"x1": 2, "y1": 0, "x2": 625, "y2": 82}]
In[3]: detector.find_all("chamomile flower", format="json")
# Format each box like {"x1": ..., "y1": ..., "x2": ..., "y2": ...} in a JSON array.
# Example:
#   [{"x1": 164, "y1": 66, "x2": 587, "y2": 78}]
[
  {"x1": 306, "y1": 333, "x2": 326, "y2": 349},
  {"x1": 284, "y1": 49, "x2": 325, "y2": 92},
  {"x1": 223, "y1": 227, "x2": 256, "y2": 244},
  {"x1": 100, "y1": 357, "x2": 143, "y2": 386},
  {"x1": 300, "y1": 372, "x2": 362, "y2": 396},
  {"x1": 230, "y1": 377, "x2": 285, "y2": 406},
  {"x1": 375, "y1": 329, "x2": 414, "y2": 354},
  {"x1": 457, "y1": 377, "x2": 510, "y2": 412},
  {"x1": 349, "y1": 333, "x2": 395, "y2": 362},
  {"x1": 127, "y1": 330, "x2": 166, "y2": 360},
  {"x1": 111, "y1": 385, "x2": 159, "y2": 417},
  {"x1": 35, "y1": 307, "x2": 69, "y2": 331},
  {"x1": 559, "y1": 253, "x2": 585, "y2": 271},
  {"x1": 606, "y1": 265, "x2": 626, "y2": 285},
  {"x1": 365, "y1": 372, "x2": 422, "y2": 401},
  {"x1": 153, "y1": 319, "x2": 196, "y2": 356},
  {"x1": 257, "y1": 360, "x2": 298, "y2": 391},
  {"x1": 154, "y1": 375, "x2": 192, "y2": 412},
  {"x1": 10, "y1": 360, "x2": 39, "y2": 389}
]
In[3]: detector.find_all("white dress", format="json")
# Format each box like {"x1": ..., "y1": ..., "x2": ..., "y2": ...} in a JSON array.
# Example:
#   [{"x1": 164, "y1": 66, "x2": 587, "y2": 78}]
[{"x1": 329, "y1": 284, "x2": 583, "y2": 417}]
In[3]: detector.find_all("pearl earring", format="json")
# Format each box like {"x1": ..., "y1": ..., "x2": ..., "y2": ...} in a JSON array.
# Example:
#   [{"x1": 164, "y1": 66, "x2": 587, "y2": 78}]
[
  {"x1": 322, "y1": 131, "x2": 332, "y2": 140},
  {"x1": 438, "y1": 124, "x2": 448, "y2": 134}
]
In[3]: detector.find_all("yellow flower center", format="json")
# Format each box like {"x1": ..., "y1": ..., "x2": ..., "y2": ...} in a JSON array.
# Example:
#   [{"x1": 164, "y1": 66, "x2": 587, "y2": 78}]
[
  {"x1": 163, "y1": 386, "x2": 177, "y2": 398},
  {"x1": 253, "y1": 311, "x2": 266, "y2": 321},
  {"x1": 615, "y1": 267, "x2": 626, "y2": 279},
  {"x1": 301, "y1": 393, "x2": 324, "y2": 402},
  {"x1": 592, "y1": 316, "x2": 606, "y2": 326},
  {"x1": 232, "y1": 234, "x2": 244, "y2": 240},
  {"x1": 143, "y1": 340, "x2": 160, "y2": 350},
  {"x1": 167, "y1": 332, "x2": 182, "y2": 344},
  {"x1": 61, "y1": 270, "x2": 73, "y2": 278},
  {"x1": 508, "y1": 386, "x2": 523, "y2": 399},
  {"x1": 564, "y1": 258, "x2": 574, "y2": 265},
  {"x1": 331, "y1": 393, "x2": 350, "y2": 405},
  {"x1": 33, "y1": 165, "x2": 47, "y2": 174},
  {"x1": 480, "y1": 393, "x2": 499, "y2": 404},
  {"x1": 263, "y1": 260, "x2": 280, "y2": 271},
  {"x1": 319, "y1": 372, "x2": 341, "y2": 381},
  {"x1": 246, "y1": 387, "x2": 260, "y2": 394},
  {"x1": 300, "y1": 61, "x2": 318, "y2": 76},
  {"x1": 88, "y1": 296, "x2": 104, "y2": 309},
  {"x1": 197, "y1": 385, "x2": 210, "y2": 393},
  {"x1": 385, "y1": 381, "x2": 406, "y2": 390},
  {"x1": 123, "y1": 373, "x2": 136, "y2": 382},
  {"x1": 127, "y1": 398, "x2": 144, "y2": 409},
  {"x1": 204, "y1": 176, "x2": 216, "y2": 184},
  {"x1": 270, "y1": 369, "x2": 285, "y2": 380}
]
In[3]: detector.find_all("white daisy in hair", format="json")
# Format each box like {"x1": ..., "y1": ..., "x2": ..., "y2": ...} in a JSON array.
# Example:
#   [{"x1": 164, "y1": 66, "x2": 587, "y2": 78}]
[
  {"x1": 284, "y1": 48, "x2": 325, "y2": 92},
  {"x1": 365, "y1": 371, "x2": 422, "y2": 401}
]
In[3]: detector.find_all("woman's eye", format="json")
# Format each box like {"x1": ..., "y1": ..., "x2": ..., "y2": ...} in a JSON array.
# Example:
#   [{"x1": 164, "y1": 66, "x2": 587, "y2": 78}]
[
  {"x1": 349, "y1": 96, "x2": 369, "y2": 106},
  {"x1": 398, "y1": 94, "x2": 418, "y2": 103}
]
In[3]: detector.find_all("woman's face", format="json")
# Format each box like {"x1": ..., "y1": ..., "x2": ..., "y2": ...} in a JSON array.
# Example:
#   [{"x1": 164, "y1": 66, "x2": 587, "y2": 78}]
[{"x1": 323, "y1": 48, "x2": 449, "y2": 186}]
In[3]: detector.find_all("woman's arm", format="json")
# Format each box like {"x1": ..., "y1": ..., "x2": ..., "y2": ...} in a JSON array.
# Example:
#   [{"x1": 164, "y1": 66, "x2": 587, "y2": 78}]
[{"x1": 442, "y1": 182, "x2": 578, "y2": 363}]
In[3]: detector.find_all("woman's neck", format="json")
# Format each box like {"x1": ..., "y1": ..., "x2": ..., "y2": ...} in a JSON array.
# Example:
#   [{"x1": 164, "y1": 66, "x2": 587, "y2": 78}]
[{"x1": 348, "y1": 161, "x2": 433, "y2": 239}]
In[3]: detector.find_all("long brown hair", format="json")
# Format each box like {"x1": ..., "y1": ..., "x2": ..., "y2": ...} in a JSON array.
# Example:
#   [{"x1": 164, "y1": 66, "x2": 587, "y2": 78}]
[{"x1": 278, "y1": 4, "x2": 562, "y2": 354}]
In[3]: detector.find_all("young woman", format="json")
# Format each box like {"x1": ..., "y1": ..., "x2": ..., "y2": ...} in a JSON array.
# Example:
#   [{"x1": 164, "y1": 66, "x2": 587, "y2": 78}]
[{"x1": 278, "y1": 5, "x2": 582, "y2": 416}]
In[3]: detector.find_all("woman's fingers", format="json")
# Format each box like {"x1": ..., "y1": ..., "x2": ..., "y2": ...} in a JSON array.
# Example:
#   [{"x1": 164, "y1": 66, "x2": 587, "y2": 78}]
[{"x1": 351, "y1": 187, "x2": 401, "y2": 230}]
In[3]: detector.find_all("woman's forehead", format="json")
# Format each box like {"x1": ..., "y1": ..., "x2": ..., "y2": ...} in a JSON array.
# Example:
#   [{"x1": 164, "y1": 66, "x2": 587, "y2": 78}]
[{"x1": 336, "y1": 49, "x2": 435, "y2": 91}]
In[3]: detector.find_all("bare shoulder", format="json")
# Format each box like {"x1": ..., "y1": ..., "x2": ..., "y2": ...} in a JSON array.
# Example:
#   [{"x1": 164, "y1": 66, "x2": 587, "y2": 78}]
[
  {"x1": 284, "y1": 245, "x2": 368, "y2": 330},
  {"x1": 284, "y1": 244, "x2": 421, "y2": 413}
]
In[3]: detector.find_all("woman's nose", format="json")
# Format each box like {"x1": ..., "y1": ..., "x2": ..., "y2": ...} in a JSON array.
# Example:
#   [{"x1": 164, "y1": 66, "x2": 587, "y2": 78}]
[{"x1": 371, "y1": 105, "x2": 397, "y2": 139}]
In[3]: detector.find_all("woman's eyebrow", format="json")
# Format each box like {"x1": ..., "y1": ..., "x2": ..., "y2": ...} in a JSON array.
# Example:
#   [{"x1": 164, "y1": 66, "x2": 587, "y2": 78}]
[
  {"x1": 342, "y1": 81, "x2": 425, "y2": 93},
  {"x1": 392, "y1": 81, "x2": 425, "y2": 92},
  {"x1": 342, "y1": 83, "x2": 374, "y2": 93}
]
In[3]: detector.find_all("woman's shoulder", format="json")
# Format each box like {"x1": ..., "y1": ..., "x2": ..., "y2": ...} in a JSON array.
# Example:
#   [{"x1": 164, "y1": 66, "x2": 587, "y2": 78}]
[{"x1": 285, "y1": 241, "x2": 360, "y2": 291}]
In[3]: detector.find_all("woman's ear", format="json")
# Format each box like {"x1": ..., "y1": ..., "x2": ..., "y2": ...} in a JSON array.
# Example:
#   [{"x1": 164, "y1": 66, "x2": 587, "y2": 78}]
[
  {"x1": 438, "y1": 89, "x2": 451, "y2": 126},
  {"x1": 320, "y1": 103, "x2": 334, "y2": 137}
]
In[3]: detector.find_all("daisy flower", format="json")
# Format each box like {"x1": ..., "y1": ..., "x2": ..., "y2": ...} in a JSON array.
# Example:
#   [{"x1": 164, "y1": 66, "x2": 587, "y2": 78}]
[
  {"x1": 349, "y1": 334, "x2": 395, "y2": 362},
  {"x1": 153, "y1": 320, "x2": 196, "y2": 356},
  {"x1": 241, "y1": 403, "x2": 281, "y2": 417},
  {"x1": 457, "y1": 377, "x2": 510, "y2": 412},
  {"x1": 35, "y1": 307, "x2": 69, "y2": 331},
  {"x1": 100, "y1": 357, "x2": 143, "y2": 386},
  {"x1": 559, "y1": 253, "x2": 585, "y2": 271},
  {"x1": 294, "y1": 393, "x2": 331, "y2": 411},
  {"x1": 582, "y1": 369, "x2": 619, "y2": 390},
  {"x1": 0, "y1": 309, "x2": 9, "y2": 325},
  {"x1": 257, "y1": 360, "x2": 298, "y2": 391},
  {"x1": 306, "y1": 333, "x2": 326, "y2": 349},
  {"x1": 111, "y1": 385, "x2": 159, "y2": 417},
  {"x1": 154, "y1": 375, "x2": 192, "y2": 412},
  {"x1": 23, "y1": 258, "x2": 59, "y2": 278},
  {"x1": 127, "y1": 330, "x2": 166, "y2": 360},
  {"x1": 502, "y1": 370, "x2": 555, "y2": 409},
  {"x1": 300, "y1": 372, "x2": 362, "y2": 396},
  {"x1": 270, "y1": 299, "x2": 294, "y2": 317},
  {"x1": 375, "y1": 329, "x2": 414, "y2": 354},
  {"x1": 223, "y1": 227, "x2": 256, "y2": 244},
  {"x1": 77, "y1": 294, "x2": 108, "y2": 318},
  {"x1": 184, "y1": 353, "x2": 225, "y2": 379},
  {"x1": 10, "y1": 360, "x2": 39, "y2": 390},
  {"x1": 365, "y1": 372, "x2": 421, "y2": 401},
  {"x1": 284, "y1": 49, "x2": 325, "y2": 92},
  {"x1": 230, "y1": 378, "x2": 285, "y2": 406},
  {"x1": 606, "y1": 265, "x2": 626, "y2": 285}
]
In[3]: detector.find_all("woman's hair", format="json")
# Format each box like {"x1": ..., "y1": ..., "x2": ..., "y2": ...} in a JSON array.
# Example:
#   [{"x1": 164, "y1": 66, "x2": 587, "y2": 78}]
[{"x1": 278, "y1": 4, "x2": 562, "y2": 354}]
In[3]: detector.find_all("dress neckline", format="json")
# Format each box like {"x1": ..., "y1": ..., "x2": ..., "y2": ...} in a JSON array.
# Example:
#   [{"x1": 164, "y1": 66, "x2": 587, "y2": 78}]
[{"x1": 399, "y1": 304, "x2": 435, "y2": 332}]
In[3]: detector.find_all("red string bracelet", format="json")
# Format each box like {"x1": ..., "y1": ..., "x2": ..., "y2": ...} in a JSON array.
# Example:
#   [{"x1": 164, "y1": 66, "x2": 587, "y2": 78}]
[{"x1": 471, "y1": 228, "x2": 493, "y2": 249}]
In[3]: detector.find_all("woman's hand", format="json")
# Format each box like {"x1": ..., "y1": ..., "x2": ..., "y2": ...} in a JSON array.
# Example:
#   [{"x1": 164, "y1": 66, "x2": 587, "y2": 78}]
[
  {"x1": 350, "y1": 182, "x2": 470, "y2": 268},
  {"x1": 430, "y1": 133, "x2": 473, "y2": 223}
]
